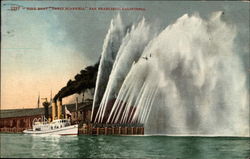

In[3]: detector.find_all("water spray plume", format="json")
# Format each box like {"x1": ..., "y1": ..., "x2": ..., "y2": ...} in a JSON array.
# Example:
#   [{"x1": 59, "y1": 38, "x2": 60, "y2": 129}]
[{"x1": 93, "y1": 11, "x2": 249, "y2": 136}]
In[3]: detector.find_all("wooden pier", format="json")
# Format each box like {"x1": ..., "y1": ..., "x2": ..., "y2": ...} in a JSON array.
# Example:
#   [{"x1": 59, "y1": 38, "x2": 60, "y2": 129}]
[
  {"x1": 78, "y1": 124, "x2": 144, "y2": 135},
  {"x1": 0, "y1": 124, "x2": 144, "y2": 135}
]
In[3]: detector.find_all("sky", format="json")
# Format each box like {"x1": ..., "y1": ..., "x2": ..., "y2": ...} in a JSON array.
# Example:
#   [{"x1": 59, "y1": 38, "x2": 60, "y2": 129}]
[{"x1": 1, "y1": 1, "x2": 249, "y2": 109}]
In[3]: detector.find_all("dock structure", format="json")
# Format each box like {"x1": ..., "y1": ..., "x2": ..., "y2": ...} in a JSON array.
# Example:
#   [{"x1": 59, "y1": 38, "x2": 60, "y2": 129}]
[
  {"x1": 78, "y1": 123, "x2": 144, "y2": 135},
  {"x1": 0, "y1": 99, "x2": 144, "y2": 135}
]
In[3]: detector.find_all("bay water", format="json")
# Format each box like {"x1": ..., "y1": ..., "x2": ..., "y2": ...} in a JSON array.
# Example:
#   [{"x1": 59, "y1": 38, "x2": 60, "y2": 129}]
[{"x1": 0, "y1": 133, "x2": 249, "y2": 158}]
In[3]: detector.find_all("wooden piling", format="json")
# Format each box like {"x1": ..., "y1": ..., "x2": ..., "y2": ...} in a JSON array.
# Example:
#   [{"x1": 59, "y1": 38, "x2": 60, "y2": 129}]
[
  {"x1": 100, "y1": 128, "x2": 104, "y2": 134},
  {"x1": 124, "y1": 127, "x2": 128, "y2": 134},
  {"x1": 118, "y1": 127, "x2": 121, "y2": 135},
  {"x1": 105, "y1": 127, "x2": 108, "y2": 135},
  {"x1": 97, "y1": 127, "x2": 99, "y2": 135},
  {"x1": 88, "y1": 127, "x2": 91, "y2": 135}
]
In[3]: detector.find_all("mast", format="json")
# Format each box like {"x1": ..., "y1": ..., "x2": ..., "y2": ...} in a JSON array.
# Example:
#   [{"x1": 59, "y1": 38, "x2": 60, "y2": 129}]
[
  {"x1": 37, "y1": 92, "x2": 40, "y2": 108},
  {"x1": 50, "y1": 89, "x2": 53, "y2": 105}
]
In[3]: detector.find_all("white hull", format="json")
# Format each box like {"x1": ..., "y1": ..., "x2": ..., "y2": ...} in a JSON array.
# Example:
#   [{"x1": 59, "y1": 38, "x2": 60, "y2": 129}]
[{"x1": 23, "y1": 125, "x2": 78, "y2": 135}]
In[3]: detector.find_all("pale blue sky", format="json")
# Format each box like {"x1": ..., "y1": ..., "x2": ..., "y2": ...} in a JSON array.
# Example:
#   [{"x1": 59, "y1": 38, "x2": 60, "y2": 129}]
[{"x1": 1, "y1": 1, "x2": 249, "y2": 109}]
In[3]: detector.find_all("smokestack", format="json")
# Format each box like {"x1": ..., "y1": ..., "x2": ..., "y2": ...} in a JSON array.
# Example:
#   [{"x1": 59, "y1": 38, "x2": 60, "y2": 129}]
[
  {"x1": 82, "y1": 93, "x2": 84, "y2": 103},
  {"x1": 41, "y1": 98, "x2": 49, "y2": 120},
  {"x1": 57, "y1": 99, "x2": 62, "y2": 119},
  {"x1": 44, "y1": 105, "x2": 49, "y2": 120},
  {"x1": 37, "y1": 93, "x2": 40, "y2": 108},
  {"x1": 52, "y1": 100, "x2": 57, "y2": 121},
  {"x1": 76, "y1": 97, "x2": 78, "y2": 120}
]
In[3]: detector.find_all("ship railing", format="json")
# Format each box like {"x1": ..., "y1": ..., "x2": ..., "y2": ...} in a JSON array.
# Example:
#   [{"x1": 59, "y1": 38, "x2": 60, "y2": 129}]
[{"x1": 32, "y1": 116, "x2": 49, "y2": 125}]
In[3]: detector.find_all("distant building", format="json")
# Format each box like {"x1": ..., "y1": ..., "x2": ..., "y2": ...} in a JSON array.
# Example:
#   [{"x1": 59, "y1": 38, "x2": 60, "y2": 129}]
[
  {"x1": 0, "y1": 108, "x2": 45, "y2": 132},
  {"x1": 0, "y1": 100, "x2": 94, "y2": 133}
]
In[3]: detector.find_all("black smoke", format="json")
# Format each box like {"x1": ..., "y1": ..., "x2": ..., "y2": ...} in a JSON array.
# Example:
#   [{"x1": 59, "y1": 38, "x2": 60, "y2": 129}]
[{"x1": 54, "y1": 61, "x2": 99, "y2": 101}]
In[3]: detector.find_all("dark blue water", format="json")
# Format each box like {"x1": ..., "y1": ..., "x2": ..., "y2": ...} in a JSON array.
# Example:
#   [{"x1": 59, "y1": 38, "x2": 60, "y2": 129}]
[{"x1": 0, "y1": 133, "x2": 249, "y2": 158}]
